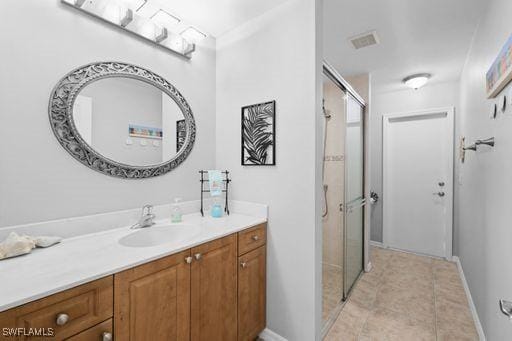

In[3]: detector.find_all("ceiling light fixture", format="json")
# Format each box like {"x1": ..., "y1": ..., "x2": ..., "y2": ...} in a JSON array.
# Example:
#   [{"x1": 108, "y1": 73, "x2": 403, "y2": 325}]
[
  {"x1": 403, "y1": 73, "x2": 431, "y2": 89},
  {"x1": 181, "y1": 27, "x2": 206, "y2": 43}
]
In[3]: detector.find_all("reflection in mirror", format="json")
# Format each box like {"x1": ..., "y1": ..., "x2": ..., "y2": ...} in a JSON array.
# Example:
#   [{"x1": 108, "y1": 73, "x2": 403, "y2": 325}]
[{"x1": 73, "y1": 78, "x2": 185, "y2": 167}]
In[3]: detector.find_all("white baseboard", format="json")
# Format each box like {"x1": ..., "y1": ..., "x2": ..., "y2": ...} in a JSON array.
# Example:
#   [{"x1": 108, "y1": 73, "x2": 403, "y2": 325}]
[
  {"x1": 452, "y1": 256, "x2": 486, "y2": 341},
  {"x1": 370, "y1": 240, "x2": 384, "y2": 247},
  {"x1": 259, "y1": 328, "x2": 288, "y2": 341}
]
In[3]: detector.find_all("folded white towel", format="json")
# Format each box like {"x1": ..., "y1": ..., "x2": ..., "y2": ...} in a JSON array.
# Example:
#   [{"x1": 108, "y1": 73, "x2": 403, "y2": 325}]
[{"x1": 0, "y1": 232, "x2": 62, "y2": 260}]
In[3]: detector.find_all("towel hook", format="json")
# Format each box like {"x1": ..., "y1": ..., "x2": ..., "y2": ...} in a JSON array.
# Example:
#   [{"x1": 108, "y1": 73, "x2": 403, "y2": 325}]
[{"x1": 475, "y1": 137, "x2": 495, "y2": 148}]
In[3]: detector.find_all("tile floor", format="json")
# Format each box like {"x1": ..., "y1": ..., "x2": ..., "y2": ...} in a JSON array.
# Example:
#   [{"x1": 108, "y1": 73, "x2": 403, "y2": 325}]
[
  {"x1": 324, "y1": 246, "x2": 479, "y2": 341},
  {"x1": 323, "y1": 263, "x2": 343, "y2": 321}
]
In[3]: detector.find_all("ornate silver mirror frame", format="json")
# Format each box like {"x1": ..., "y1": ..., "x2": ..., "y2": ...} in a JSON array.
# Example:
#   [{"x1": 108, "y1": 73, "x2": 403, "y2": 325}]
[{"x1": 49, "y1": 61, "x2": 196, "y2": 179}]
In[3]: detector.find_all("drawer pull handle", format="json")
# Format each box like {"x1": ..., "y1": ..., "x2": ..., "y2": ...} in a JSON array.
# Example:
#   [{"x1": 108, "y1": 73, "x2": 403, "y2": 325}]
[
  {"x1": 185, "y1": 256, "x2": 192, "y2": 264},
  {"x1": 194, "y1": 253, "x2": 202, "y2": 261},
  {"x1": 252, "y1": 235, "x2": 259, "y2": 241},
  {"x1": 55, "y1": 313, "x2": 69, "y2": 326},
  {"x1": 240, "y1": 262, "x2": 247, "y2": 268},
  {"x1": 102, "y1": 332, "x2": 113, "y2": 341}
]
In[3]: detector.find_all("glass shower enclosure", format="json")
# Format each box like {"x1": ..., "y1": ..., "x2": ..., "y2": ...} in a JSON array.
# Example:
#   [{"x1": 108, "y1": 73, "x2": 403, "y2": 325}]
[{"x1": 321, "y1": 65, "x2": 366, "y2": 330}]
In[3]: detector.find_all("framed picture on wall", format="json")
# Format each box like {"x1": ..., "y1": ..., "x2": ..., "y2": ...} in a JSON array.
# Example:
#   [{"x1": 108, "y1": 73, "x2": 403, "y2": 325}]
[
  {"x1": 486, "y1": 33, "x2": 512, "y2": 98},
  {"x1": 241, "y1": 100, "x2": 276, "y2": 166},
  {"x1": 129, "y1": 124, "x2": 163, "y2": 139},
  {"x1": 176, "y1": 119, "x2": 186, "y2": 152}
]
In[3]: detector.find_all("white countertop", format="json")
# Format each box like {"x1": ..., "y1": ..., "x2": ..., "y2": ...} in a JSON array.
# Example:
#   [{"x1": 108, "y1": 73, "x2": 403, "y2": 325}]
[{"x1": 0, "y1": 212, "x2": 266, "y2": 312}]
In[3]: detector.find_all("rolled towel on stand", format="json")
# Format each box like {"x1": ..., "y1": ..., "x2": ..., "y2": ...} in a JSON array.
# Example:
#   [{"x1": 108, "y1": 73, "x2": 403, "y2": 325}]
[{"x1": 0, "y1": 232, "x2": 62, "y2": 260}]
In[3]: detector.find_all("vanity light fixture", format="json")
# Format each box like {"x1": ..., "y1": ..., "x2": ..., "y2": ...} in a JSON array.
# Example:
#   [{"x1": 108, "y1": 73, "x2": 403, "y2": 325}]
[
  {"x1": 181, "y1": 27, "x2": 207, "y2": 43},
  {"x1": 151, "y1": 9, "x2": 180, "y2": 29},
  {"x1": 61, "y1": 0, "x2": 195, "y2": 58},
  {"x1": 102, "y1": 3, "x2": 122, "y2": 24},
  {"x1": 403, "y1": 73, "x2": 431, "y2": 90},
  {"x1": 120, "y1": 8, "x2": 133, "y2": 27},
  {"x1": 155, "y1": 27, "x2": 168, "y2": 43}
]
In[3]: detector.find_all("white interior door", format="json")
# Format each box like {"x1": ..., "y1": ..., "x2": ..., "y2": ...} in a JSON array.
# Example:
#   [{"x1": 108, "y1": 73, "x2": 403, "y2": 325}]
[{"x1": 383, "y1": 108, "x2": 454, "y2": 258}]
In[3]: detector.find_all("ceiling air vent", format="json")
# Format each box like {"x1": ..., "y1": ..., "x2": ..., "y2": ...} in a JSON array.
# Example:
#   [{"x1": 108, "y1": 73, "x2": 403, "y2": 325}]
[{"x1": 349, "y1": 30, "x2": 380, "y2": 50}]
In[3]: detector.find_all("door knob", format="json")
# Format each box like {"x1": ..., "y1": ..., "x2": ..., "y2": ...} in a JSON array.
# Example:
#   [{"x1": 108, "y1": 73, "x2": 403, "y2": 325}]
[
  {"x1": 185, "y1": 256, "x2": 192, "y2": 264},
  {"x1": 194, "y1": 253, "x2": 202, "y2": 261},
  {"x1": 438, "y1": 182, "x2": 445, "y2": 187},
  {"x1": 433, "y1": 191, "x2": 445, "y2": 197}
]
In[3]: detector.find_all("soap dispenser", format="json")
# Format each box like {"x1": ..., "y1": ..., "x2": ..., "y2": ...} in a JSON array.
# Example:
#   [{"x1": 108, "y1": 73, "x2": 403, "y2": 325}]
[{"x1": 171, "y1": 198, "x2": 182, "y2": 223}]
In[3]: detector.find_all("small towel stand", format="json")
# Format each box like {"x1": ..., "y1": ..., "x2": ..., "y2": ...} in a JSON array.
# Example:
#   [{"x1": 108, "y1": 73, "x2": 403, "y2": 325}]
[{"x1": 199, "y1": 170, "x2": 231, "y2": 217}]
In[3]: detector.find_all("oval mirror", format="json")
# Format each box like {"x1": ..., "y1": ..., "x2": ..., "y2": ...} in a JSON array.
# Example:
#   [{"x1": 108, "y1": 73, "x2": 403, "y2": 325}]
[{"x1": 49, "y1": 62, "x2": 196, "y2": 178}]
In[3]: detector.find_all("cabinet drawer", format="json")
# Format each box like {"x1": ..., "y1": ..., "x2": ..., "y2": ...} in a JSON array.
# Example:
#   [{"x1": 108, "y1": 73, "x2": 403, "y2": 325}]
[
  {"x1": 65, "y1": 319, "x2": 112, "y2": 341},
  {"x1": 0, "y1": 276, "x2": 113, "y2": 340},
  {"x1": 238, "y1": 224, "x2": 266, "y2": 256}
]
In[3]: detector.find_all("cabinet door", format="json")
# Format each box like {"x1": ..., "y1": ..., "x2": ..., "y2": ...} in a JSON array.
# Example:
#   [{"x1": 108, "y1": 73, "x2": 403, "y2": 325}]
[
  {"x1": 238, "y1": 246, "x2": 266, "y2": 341},
  {"x1": 114, "y1": 250, "x2": 191, "y2": 341},
  {"x1": 65, "y1": 319, "x2": 112, "y2": 341},
  {"x1": 191, "y1": 234, "x2": 237, "y2": 341}
]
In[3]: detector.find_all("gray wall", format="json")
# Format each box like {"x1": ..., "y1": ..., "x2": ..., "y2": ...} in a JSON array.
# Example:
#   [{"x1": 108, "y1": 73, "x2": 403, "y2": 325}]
[
  {"x1": 81, "y1": 78, "x2": 164, "y2": 166},
  {"x1": 369, "y1": 82, "x2": 459, "y2": 242},
  {"x1": 0, "y1": 0, "x2": 216, "y2": 227},
  {"x1": 216, "y1": 0, "x2": 322, "y2": 339},
  {"x1": 456, "y1": 0, "x2": 512, "y2": 337}
]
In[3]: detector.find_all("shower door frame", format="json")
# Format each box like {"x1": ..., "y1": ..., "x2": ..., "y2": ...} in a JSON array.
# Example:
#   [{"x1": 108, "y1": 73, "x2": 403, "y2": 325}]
[{"x1": 322, "y1": 61, "x2": 368, "y2": 301}]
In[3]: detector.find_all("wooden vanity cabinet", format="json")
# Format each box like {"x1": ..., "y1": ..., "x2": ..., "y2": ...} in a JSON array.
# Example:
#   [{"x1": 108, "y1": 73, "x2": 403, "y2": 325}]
[
  {"x1": 237, "y1": 224, "x2": 267, "y2": 341},
  {"x1": 190, "y1": 234, "x2": 238, "y2": 341},
  {"x1": 0, "y1": 224, "x2": 267, "y2": 341},
  {"x1": 114, "y1": 250, "x2": 191, "y2": 341},
  {"x1": 0, "y1": 276, "x2": 113, "y2": 341},
  {"x1": 65, "y1": 319, "x2": 112, "y2": 341},
  {"x1": 238, "y1": 246, "x2": 266, "y2": 341}
]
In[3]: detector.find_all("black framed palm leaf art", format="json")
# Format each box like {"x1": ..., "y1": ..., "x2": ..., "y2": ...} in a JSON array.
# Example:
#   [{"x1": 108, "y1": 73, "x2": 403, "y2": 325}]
[{"x1": 241, "y1": 101, "x2": 276, "y2": 166}]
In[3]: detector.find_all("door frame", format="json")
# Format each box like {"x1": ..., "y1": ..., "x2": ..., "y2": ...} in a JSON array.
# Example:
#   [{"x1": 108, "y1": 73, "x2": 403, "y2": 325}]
[{"x1": 382, "y1": 107, "x2": 454, "y2": 259}]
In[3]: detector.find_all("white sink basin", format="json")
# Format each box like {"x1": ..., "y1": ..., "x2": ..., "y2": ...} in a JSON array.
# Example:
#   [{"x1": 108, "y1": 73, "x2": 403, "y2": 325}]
[{"x1": 119, "y1": 224, "x2": 201, "y2": 248}]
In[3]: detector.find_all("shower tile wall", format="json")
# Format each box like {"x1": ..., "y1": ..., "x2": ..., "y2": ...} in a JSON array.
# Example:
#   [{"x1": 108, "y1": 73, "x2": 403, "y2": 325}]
[
  {"x1": 322, "y1": 80, "x2": 346, "y2": 322},
  {"x1": 323, "y1": 81, "x2": 345, "y2": 269}
]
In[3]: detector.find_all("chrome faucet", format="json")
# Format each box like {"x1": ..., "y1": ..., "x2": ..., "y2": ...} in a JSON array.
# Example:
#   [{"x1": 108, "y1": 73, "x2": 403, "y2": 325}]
[{"x1": 131, "y1": 204, "x2": 156, "y2": 229}]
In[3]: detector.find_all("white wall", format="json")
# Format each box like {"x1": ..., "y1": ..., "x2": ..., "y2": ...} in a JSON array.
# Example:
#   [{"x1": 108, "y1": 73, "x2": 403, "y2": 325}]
[
  {"x1": 0, "y1": 0, "x2": 216, "y2": 227},
  {"x1": 80, "y1": 78, "x2": 164, "y2": 166},
  {"x1": 215, "y1": 0, "x2": 322, "y2": 339},
  {"x1": 370, "y1": 82, "x2": 459, "y2": 242},
  {"x1": 457, "y1": 0, "x2": 512, "y2": 338}
]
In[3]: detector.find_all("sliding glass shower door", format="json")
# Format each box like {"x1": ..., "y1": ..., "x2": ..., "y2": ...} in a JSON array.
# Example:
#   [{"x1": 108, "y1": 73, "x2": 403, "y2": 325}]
[
  {"x1": 321, "y1": 65, "x2": 366, "y2": 333},
  {"x1": 343, "y1": 94, "x2": 365, "y2": 298}
]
